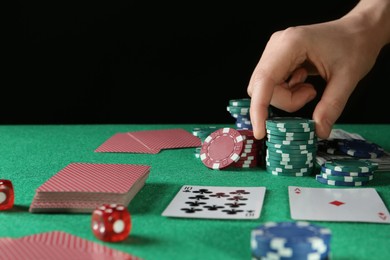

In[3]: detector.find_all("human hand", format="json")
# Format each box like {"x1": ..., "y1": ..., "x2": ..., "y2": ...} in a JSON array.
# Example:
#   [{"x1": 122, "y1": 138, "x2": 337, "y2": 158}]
[{"x1": 247, "y1": 1, "x2": 389, "y2": 140}]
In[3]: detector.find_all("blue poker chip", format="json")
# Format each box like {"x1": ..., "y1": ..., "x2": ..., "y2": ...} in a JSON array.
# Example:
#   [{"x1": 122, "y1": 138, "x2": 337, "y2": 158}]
[
  {"x1": 323, "y1": 158, "x2": 378, "y2": 173},
  {"x1": 316, "y1": 175, "x2": 370, "y2": 186},
  {"x1": 251, "y1": 221, "x2": 331, "y2": 259},
  {"x1": 320, "y1": 166, "x2": 373, "y2": 177},
  {"x1": 337, "y1": 139, "x2": 385, "y2": 159},
  {"x1": 317, "y1": 138, "x2": 344, "y2": 155}
]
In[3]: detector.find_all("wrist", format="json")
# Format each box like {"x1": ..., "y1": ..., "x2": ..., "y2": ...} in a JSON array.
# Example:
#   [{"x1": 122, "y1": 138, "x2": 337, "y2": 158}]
[{"x1": 343, "y1": 0, "x2": 390, "y2": 49}]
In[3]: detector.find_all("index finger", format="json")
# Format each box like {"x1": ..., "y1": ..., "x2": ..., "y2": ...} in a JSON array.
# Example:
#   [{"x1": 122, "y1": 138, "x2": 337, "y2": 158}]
[{"x1": 248, "y1": 33, "x2": 307, "y2": 139}]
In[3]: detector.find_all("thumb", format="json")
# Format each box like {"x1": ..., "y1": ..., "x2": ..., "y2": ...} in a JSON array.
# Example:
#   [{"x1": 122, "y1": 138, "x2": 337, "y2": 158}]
[{"x1": 313, "y1": 76, "x2": 356, "y2": 139}]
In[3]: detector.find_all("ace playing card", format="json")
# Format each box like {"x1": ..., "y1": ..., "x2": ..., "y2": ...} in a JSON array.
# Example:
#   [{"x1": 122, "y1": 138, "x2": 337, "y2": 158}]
[{"x1": 288, "y1": 186, "x2": 390, "y2": 223}]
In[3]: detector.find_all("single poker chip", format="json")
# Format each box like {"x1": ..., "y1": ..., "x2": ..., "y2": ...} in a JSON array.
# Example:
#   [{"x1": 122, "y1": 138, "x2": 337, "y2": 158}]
[
  {"x1": 266, "y1": 117, "x2": 315, "y2": 129},
  {"x1": 266, "y1": 138, "x2": 315, "y2": 146},
  {"x1": 320, "y1": 173, "x2": 373, "y2": 182},
  {"x1": 337, "y1": 139, "x2": 385, "y2": 159},
  {"x1": 230, "y1": 113, "x2": 245, "y2": 119},
  {"x1": 267, "y1": 169, "x2": 313, "y2": 177},
  {"x1": 266, "y1": 150, "x2": 315, "y2": 159},
  {"x1": 227, "y1": 106, "x2": 250, "y2": 115},
  {"x1": 237, "y1": 155, "x2": 256, "y2": 161},
  {"x1": 194, "y1": 147, "x2": 201, "y2": 159},
  {"x1": 324, "y1": 158, "x2": 379, "y2": 173},
  {"x1": 267, "y1": 131, "x2": 316, "y2": 140},
  {"x1": 266, "y1": 158, "x2": 314, "y2": 167},
  {"x1": 200, "y1": 127, "x2": 244, "y2": 170},
  {"x1": 267, "y1": 134, "x2": 316, "y2": 142},
  {"x1": 266, "y1": 158, "x2": 313, "y2": 167},
  {"x1": 236, "y1": 117, "x2": 251, "y2": 125},
  {"x1": 236, "y1": 123, "x2": 252, "y2": 130},
  {"x1": 266, "y1": 153, "x2": 313, "y2": 161},
  {"x1": 229, "y1": 98, "x2": 251, "y2": 107},
  {"x1": 316, "y1": 175, "x2": 370, "y2": 186},
  {"x1": 320, "y1": 166, "x2": 373, "y2": 177},
  {"x1": 266, "y1": 156, "x2": 314, "y2": 165},
  {"x1": 266, "y1": 165, "x2": 314, "y2": 174},
  {"x1": 266, "y1": 146, "x2": 317, "y2": 154},
  {"x1": 267, "y1": 161, "x2": 314, "y2": 170},
  {"x1": 234, "y1": 161, "x2": 258, "y2": 168},
  {"x1": 266, "y1": 125, "x2": 313, "y2": 133},
  {"x1": 235, "y1": 114, "x2": 251, "y2": 122},
  {"x1": 265, "y1": 141, "x2": 316, "y2": 150}
]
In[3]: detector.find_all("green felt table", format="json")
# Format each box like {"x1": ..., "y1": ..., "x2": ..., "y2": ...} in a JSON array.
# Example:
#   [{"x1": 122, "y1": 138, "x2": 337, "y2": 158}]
[{"x1": 1, "y1": 124, "x2": 390, "y2": 260}]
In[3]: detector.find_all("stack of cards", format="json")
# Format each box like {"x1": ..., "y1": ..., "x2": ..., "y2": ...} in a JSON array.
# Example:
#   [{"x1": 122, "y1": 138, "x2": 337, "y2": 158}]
[
  {"x1": 0, "y1": 231, "x2": 141, "y2": 259},
  {"x1": 29, "y1": 163, "x2": 151, "y2": 213}
]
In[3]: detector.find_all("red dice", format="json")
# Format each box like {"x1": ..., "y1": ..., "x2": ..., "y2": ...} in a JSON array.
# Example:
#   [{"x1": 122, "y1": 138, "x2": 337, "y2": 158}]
[
  {"x1": 0, "y1": 180, "x2": 14, "y2": 210},
  {"x1": 91, "y1": 204, "x2": 131, "y2": 242}
]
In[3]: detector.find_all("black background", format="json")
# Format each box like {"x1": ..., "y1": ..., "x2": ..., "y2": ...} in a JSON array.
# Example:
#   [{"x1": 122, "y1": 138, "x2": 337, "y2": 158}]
[{"x1": 7, "y1": 1, "x2": 389, "y2": 125}]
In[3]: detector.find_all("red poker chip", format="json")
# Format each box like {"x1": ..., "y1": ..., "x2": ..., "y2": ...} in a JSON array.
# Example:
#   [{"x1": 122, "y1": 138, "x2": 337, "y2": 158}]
[
  {"x1": 234, "y1": 159, "x2": 259, "y2": 165},
  {"x1": 237, "y1": 129, "x2": 254, "y2": 137},
  {"x1": 232, "y1": 161, "x2": 259, "y2": 168},
  {"x1": 200, "y1": 127, "x2": 244, "y2": 169}
]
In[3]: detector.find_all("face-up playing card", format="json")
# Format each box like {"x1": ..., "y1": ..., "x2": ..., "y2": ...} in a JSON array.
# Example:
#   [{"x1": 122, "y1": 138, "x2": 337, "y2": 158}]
[
  {"x1": 162, "y1": 185, "x2": 266, "y2": 219},
  {"x1": 288, "y1": 186, "x2": 390, "y2": 223}
]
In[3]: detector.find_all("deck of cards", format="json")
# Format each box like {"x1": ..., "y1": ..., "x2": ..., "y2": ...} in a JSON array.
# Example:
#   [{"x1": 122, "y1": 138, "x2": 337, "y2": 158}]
[{"x1": 29, "y1": 162, "x2": 151, "y2": 213}]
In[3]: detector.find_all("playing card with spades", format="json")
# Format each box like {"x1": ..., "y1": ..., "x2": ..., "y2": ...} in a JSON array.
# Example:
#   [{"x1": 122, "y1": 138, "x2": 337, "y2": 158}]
[{"x1": 162, "y1": 185, "x2": 266, "y2": 220}]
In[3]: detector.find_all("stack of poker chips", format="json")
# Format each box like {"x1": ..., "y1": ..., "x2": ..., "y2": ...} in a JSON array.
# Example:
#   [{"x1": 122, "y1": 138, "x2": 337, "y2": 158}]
[
  {"x1": 232, "y1": 129, "x2": 264, "y2": 168},
  {"x1": 251, "y1": 221, "x2": 332, "y2": 260},
  {"x1": 317, "y1": 138, "x2": 385, "y2": 158},
  {"x1": 226, "y1": 98, "x2": 279, "y2": 130},
  {"x1": 336, "y1": 138, "x2": 385, "y2": 159},
  {"x1": 316, "y1": 158, "x2": 378, "y2": 186},
  {"x1": 199, "y1": 127, "x2": 263, "y2": 169},
  {"x1": 192, "y1": 126, "x2": 218, "y2": 159},
  {"x1": 265, "y1": 117, "x2": 317, "y2": 176},
  {"x1": 226, "y1": 98, "x2": 252, "y2": 130}
]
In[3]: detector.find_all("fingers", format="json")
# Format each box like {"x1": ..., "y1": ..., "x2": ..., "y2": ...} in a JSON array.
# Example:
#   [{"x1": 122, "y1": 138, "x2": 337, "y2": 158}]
[
  {"x1": 271, "y1": 68, "x2": 317, "y2": 111},
  {"x1": 247, "y1": 28, "x2": 315, "y2": 140},
  {"x1": 271, "y1": 82, "x2": 317, "y2": 112},
  {"x1": 248, "y1": 63, "x2": 317, "y2": 140},
  {"x1": 313, "y1": 75, "x2": 356, "y2": 139},
  {"x1": 249, "y1": 75, "x2": 274, "y2": 140}
]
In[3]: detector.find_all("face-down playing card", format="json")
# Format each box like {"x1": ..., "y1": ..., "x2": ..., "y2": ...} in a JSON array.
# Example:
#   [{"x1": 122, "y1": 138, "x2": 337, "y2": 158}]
[
  {"x1": 162, "y1": 185, "x2": 266, "y2": 219},
  {"x1": 29, "y1": 162, "x2": 151, "y2": 213},
  {"x1": 288, "y1": 186, "x2": 390, "y2": 223},
  {"x1": 0, "y1": 231, "x2": 141, "y2": 260},
  {"x1": 95, "y1": 128, "x2": 201, "y2": 154}
]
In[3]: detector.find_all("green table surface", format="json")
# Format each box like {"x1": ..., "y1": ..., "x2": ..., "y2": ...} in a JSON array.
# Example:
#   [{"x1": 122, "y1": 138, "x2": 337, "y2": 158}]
[{"x1": 1, "y1": 124, "x2": 390, "y2": 260}]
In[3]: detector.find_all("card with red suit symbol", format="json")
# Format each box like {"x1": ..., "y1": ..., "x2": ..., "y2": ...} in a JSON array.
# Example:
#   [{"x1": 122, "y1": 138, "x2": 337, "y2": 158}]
[{"x1": 288, "y1": 186, "x2": 390, "y2": 223}]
